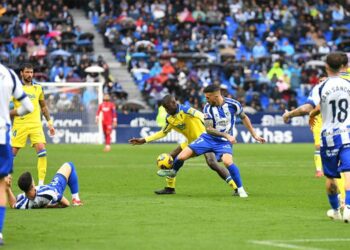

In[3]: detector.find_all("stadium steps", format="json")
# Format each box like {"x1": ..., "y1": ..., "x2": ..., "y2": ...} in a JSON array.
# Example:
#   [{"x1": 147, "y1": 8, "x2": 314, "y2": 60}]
[{"x1": 70, "y1": 9, "x2": 152, "y2": 112}]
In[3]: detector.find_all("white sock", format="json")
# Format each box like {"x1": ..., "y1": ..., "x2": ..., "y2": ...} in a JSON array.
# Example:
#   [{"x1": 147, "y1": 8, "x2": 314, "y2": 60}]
[
  {"x1": 0, "y1": 232, "x2": 3, "y2": 239},
  {"x1": 38, "y1": 180, "x2": 44, "y2": 186},
  {"x1": 72, "y1": 193, "x2": 80, "y2": 200}
]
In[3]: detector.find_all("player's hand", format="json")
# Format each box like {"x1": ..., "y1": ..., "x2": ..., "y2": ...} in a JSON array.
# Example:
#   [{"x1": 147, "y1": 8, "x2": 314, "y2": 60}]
[
  {"x1": 5, "y1": 175, "x2": 12, "y2": 188},
  {"x1": 128, "y1": 138, "x2": 146, "y2": 145},
  {"x1": 309, "y1": 116, "x2": 316, "y2": 131},
  {"x1": 48, "y1": 125, "x2": 55, "y2": 137},
  {"x1": 253, "y1": 135, "x2": 266, "y2": 144},
  {"x1": 95, "y1": 117, "x2": 99, "y2": 124},
  {"x1": 226, "y1": 135, "x2": 237, "y2": 144},
  {"x1": 282, "y1": 110, "x2": 290, "y2": 123},
  {"x1": 113, "y1": 121, "x2": 117, "y2": 128}
]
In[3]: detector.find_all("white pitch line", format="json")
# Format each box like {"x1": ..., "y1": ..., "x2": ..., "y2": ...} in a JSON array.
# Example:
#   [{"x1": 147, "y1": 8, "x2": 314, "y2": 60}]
[{"x1": 249, "y1": 240, "x2": 325, "y2": 250}]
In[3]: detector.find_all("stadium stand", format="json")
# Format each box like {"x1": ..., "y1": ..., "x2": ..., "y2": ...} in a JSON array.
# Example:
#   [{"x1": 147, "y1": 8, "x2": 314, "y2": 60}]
[{"x1": 87, "y1": 0, "x2": 350, "y2": 112}]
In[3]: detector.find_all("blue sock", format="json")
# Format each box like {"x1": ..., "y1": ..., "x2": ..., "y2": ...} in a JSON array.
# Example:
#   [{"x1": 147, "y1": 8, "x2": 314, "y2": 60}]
[
  {"x1": 67, "y1": 162, "x2": 79, "y2": 194},
  {"x1": 227, "y1": 164, "x2": 242, "y2": 188},
  {"x1": 328, "y1": 194, "x2": 339, "y2": 209},
  {"x1": 345, "y1": 191, "x2": 350, "y2": 206},
  {"x1": 0, "y1": 206, "x2": 5, "y2": 233},
  {"x1": 172, "y1": 157, "x2": 184, "y2": 172}
]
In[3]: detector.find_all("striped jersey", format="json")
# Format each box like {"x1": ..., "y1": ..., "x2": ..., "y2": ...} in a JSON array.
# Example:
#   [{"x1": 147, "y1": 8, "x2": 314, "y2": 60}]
[
  {"x1": 0, "y1": 64, "x2": 27, "y2": 126},
  {"x1": 203, "y1": 97, "x2": 243, "y2": 137},
  {"x1": 14, "y1": 185, "x2": 59, "y2": 209},
  {"x1": 306, "y1": 76, "x2": 350, "y2": 147}
]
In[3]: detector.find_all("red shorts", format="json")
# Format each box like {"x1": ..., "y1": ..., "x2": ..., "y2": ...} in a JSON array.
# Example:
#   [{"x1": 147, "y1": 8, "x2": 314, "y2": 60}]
[{"x1": 102, "y1": 124, "x2": 113, "y2": 134}]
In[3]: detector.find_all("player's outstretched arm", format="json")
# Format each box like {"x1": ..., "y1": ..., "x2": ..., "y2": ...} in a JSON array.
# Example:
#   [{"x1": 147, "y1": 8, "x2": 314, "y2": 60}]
[
  {"x1": 283, "y1": 104, "x2": 314, "y2": 123},
  {"x1": 128, "y1": 138, "x2": 146, "y2": 145},
  {"x1": 240, "y1": 113, "x2": 266, "y2": 143},
  {"x1": 46, "y1": 196, "x2": 70, "y2": 208},
  {"x1": 5, "y1": 176, "x2": 17, "y2": 209},
  {"x1": 10, "y1": 96, "x2": 34, "y2": 117}
]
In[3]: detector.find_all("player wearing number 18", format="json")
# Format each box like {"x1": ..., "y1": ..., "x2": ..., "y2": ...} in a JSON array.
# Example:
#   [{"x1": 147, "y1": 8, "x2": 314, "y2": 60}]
[{"x1": 283, "y1": 52, "x2": 350, "y2": 222}]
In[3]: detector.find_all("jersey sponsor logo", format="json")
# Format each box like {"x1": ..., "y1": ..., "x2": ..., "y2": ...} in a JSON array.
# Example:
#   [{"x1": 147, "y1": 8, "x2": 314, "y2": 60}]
[{"x1": 26, "y1": 93, "x2": 36, "y2": 99}]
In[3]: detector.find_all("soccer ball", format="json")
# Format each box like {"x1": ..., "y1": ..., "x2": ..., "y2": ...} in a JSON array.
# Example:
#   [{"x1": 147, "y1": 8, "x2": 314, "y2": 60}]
[{"x1": 156, "y1": 153, "x2": 173, "y2": 169}]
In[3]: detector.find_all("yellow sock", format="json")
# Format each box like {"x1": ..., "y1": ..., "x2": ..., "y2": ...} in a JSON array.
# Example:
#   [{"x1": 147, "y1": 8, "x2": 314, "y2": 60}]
[
  {"x1": 314, "y1": 151, "x2": 322, "y2": 171},
  {"x1": 166, "y1": 177, "x2": 176, "y2": 188},
  {"x1": 337, "y1": 173, "x2": 345, "y2": 202},
  {"x1": 37, "y1": 150, "x2": 47, "y2": 184},
  {"x1": 228, "y1": 179, "x2": 237, "y2": 190}
]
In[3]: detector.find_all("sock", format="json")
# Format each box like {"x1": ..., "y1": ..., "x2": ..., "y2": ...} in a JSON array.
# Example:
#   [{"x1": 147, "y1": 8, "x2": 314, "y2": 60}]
[
  {"x1": 166, "y1": 177, "x2": 176, "y2": 189},
  {"x1": 172, "y1": 157, "x2": 184, "y2": 172},
  {"x1": 227, "y1": 164, "x2": 242, "y2": 188},
  {"x1": 314, "y1": 150, "x2": 322, "y2": 171},
  {"x1": 0, "y1": 206, "x2": 5, "y2": 234},
  {"x1": 37, "y1": 150, "x2": 47, "y2": 184},
  {"x1": 345, "y1": 190, "x2": 350, "y2": 206},
  {"x1": 105, "y1": 132, "x2": 111, "y2": 145},
  {"x1": 67, "y1": 162, "x2": 80, "y2": 198},
  {"x1": 225, "y1": 176, "x2": 237, "y2": 190},
  {"x1": 337, "y1": 173, "x2": 345, "y2": 202},
  {"x1": 328, "y1": 194, "x2": 340, "y2": 210}
]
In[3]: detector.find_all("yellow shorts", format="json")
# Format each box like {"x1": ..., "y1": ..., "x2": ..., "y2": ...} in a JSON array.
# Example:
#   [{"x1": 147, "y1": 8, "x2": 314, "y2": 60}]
[
  {"x1": 11, "y1": 124, "x2": 46, "y2": 148},
  {"x1": 180, "y1": 141, "x2": 189, "y2": 150}
]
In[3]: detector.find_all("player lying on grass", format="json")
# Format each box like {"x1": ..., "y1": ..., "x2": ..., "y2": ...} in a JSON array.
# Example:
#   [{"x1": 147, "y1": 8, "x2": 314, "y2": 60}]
[
  {"x1": 5, "y1": 162, "x2": 83, "y2": 209},
  {"x1": 129, "y1": 95, "x2": 242, "y2": 196}
]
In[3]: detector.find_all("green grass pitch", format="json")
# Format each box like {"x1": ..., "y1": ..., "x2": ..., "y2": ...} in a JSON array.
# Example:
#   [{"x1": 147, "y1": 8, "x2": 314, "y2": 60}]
[{"x1": 4, "y1": 144, "x2": 350, "y2": 250}]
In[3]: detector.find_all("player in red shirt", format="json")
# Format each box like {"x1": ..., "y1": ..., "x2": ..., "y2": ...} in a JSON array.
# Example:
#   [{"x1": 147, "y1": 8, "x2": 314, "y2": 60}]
[{"x1": 96, "y1": 94, "x2": 117, "y2": 152}]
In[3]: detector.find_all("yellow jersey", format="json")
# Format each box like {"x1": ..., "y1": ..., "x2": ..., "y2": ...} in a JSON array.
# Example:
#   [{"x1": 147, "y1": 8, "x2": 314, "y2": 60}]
[
  {"x1": 145, "y1": 104, "x2": 205, "y2": 144},
  {"x1": 13, "y1": 83, "x2": 44, "y2": 126}
]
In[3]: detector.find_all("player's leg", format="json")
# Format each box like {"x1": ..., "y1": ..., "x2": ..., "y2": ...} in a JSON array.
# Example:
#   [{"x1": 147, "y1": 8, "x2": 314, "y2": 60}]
[
  {"x1": 34, "y1": 143, "x2": 47, "y2": 186},
  {"x1": 154, "y1": 146, "x2": 182, "y2": 195},
  {"x1": 321, "y1": 146, "x2": 342, "y2": 220},
  {"x1": 0, "y1": 128, "x2": 14, "y2": 245},
  {"x1": 313, "y1": 127, "x2": 323, "y2": 177},
  {"x1": 0, "y1": 178, "x2": 6, "y2": 245},
  {"x1": 157, "y1": 146, "x2": 195, "y2": 177},
  {"x1": 56, "y1": 162, "x2": 82, "y2": 206},
  {"x1": 221, "y1": 153, "x2": 248, "y2": 198},
  {"x1": 103, "y1": 124, "x2": 111, "y2": 152},
  {"x1": 338, "y1": 146, "x2": 350, "y2": 222},
  {"x1": 31, "y1": 127, "x2": 47, "y2": 185},
  {"x1": 204, "y1": 152, "x2": 238, "y2": 193}
]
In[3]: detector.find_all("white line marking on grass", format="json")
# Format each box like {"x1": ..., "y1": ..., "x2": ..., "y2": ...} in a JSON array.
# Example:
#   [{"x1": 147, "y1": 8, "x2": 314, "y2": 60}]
[
  {"x1": 249, "y1": 238, "x2": 350, "y2": 250},
  {"x1": 249, "y1": 240, "x2": 324, "y2": 250}
]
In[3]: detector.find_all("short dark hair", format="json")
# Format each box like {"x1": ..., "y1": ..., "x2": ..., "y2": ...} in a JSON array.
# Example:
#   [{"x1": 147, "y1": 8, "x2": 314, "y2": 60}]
[
  {"x1": 20, "y1": 63, "x2": 34, "y2": 72},
  {"x1": 340, "y1": 53, "x2": 349, "y2": 67},
  {"x1": 17, "y1": 172, "x2": 33, "y2": 193},
  {"x1": 203, "y1": 84, "x2": 221, "y2": 93},
  {"x1": 326, "y1": 52, "x2": 347, "y2": 72},
  {"x1": 161, "y1": 95, "x2": 175, "y2": 106}
]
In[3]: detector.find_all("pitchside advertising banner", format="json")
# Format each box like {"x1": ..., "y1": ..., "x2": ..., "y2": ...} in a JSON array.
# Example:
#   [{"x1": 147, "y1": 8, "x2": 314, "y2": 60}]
[{"x1": 45, "y1": 112, "x2": 313, "y2": 144}]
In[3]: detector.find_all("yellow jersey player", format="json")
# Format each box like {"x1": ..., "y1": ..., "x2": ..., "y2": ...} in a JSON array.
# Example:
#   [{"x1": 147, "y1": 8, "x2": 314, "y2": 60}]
[
  {"x1": 129, "y1": 95, "x2": 241, "y2": 196},
  {"x1": 12, "y1": 63, "x2": 55, "y2": 186}
]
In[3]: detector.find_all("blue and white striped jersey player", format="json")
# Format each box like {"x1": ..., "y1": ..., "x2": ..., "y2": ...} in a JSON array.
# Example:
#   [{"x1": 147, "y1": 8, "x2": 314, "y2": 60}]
[
  {"x1": 5, "y1": 162, "x2": 83, "y2": 209},
  {"x1": 0, "y1": 63, "x2": 34, "y2": 245},
  {"x1": 158, "y1": 84, "x2": 266, "y2": 197},
  {"x1": 283, "y1": 52, "x2": 350, "y2": 223}
]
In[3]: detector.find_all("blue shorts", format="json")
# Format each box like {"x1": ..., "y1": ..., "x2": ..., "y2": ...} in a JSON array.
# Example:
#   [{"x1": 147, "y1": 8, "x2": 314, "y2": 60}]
[
  {"x1": 321, "y1": 144, "x2": 350, "y2": 178},
  {"x1": 48, "y1": 173, "x2": 67, "y2": 201},
  {"x1": 0, "y1": 125, "x2": 13, "y2": 177},
  {"x1": 189, "y1": 133, "x2": 233, "y2": 161}
]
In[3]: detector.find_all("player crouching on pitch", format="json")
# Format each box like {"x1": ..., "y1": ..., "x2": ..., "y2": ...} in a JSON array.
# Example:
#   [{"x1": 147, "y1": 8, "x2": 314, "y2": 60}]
[{"x1": 5, "y1": 162, "x2": 83, "y2": 209}]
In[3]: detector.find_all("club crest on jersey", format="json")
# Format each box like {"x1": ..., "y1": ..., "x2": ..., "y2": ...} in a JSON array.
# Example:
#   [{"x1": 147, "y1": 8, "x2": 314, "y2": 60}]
[
  {"x1": 176, "y1": 123, "x2": 186, "y2": 130},
  {"x1": 27, "y1": 93, "x2": 36, "y2": 99}
]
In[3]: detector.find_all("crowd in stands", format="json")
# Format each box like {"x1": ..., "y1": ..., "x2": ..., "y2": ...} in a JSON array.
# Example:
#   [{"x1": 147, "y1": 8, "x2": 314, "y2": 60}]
[
  {"x1": 89, "y1": 0, "x2": 350, "y2": 113},
  {"x1": 0, "y1": 0, "x2": 128, "y2": 113}
]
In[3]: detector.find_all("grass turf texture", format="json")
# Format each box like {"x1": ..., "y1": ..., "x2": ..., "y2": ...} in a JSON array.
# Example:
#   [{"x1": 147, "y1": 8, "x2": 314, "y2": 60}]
[{"x1": 4, "y1": 144, "x2": 350, "y2": 250}]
